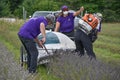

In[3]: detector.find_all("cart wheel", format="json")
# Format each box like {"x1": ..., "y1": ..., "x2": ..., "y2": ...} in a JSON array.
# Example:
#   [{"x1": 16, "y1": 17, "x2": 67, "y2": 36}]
[{"x1": 20, "y1": 45, "x2": 27, "y2": 67}]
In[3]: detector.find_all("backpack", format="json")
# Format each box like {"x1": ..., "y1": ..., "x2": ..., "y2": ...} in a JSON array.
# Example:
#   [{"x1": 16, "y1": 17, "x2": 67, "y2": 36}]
[{"x1": 82, "y1": 14, "x2": 98, "y2": 29}]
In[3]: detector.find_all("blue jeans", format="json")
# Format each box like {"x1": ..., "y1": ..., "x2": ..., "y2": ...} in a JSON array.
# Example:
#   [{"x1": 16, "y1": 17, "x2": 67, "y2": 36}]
[{"x1": 18, "y1": 35, "x2": 38, "y2": 73}]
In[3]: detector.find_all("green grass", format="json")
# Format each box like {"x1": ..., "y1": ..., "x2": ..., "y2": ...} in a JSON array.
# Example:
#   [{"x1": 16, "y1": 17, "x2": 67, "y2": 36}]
[
  {"x1": 37, "y1": 66, "x2": 60, "y2": 80},
  {"x1": 0, "y1": 20, "x2": 22, "y2": 61},
  {"x1": 93, "y1": 23, "x2": 120, "y2": 65},
  {"x1": 0, "y1": 20, "x2": 120, "y2": 80}
]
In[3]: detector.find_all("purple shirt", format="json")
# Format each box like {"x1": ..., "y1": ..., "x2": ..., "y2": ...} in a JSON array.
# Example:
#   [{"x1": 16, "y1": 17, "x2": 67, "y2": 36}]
[
  {"x1": 18, "y1": 17, "x2": 48, "y2": 39},
  {"x1": 57, "y1": 13, "x2": 75, "y2": 32}
]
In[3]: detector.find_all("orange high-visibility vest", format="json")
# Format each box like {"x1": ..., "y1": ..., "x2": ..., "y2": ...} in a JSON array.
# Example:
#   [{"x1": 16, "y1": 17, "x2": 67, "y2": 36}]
[{"x1": 82, "y1": 14, "x2": 98, "y2": 29}]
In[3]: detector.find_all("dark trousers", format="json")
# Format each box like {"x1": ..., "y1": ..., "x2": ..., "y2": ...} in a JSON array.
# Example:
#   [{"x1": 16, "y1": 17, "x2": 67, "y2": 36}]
[
  {"x1": 74, "y1": 29, "x2": 96, "y2": 58},
  {"x1": 18, "y1": 35, "x2": 38, "y2": 73},
  {"x1": 88, "y1": 29, "x2": 98, "y2": 43},
  {"x1": 62, "y1": 30, "x2": 74, "y2": 40}
]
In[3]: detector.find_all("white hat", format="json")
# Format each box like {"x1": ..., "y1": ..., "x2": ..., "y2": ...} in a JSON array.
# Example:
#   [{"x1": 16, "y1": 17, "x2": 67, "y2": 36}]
[{"x1": 96, "y1": 13, "x2": 102, "y2": 18}]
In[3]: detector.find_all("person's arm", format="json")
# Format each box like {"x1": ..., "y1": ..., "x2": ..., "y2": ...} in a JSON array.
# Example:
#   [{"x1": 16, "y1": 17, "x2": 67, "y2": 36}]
[
  {"x1": 34, "y1": 37, "x2": 43, "y2": 48},
  {"x1": 73, "y1": 6, "x2": 84, "y2": 16},
  {"x1": 54, "y1": 21, "x2": 60, "y2": 32},
  {"x1": 40, "y1": 22, "x2": 46, "y2": 43},
  {"x1": 34, "y1": 22, "x2": 46, "y2": 48}
]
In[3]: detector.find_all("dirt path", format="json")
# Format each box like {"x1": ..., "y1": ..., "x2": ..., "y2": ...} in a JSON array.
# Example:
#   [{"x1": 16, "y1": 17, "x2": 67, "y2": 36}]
[{"x1": 0, "y1": 42, "x2": 30, "y2": 80}]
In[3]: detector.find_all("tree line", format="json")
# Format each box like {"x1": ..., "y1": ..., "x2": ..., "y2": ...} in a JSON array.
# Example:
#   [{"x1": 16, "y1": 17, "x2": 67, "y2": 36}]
[{"x1": 0, "y1": 0, "x2": 120, "y2": 22}]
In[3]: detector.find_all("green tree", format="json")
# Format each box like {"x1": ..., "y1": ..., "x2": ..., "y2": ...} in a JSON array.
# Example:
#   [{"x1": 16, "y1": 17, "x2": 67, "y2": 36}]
[
  {"x1": 0, "y1": 0, "x2": 119, "y2": 22},
  {"x1": 103, "y1": 0, "x2": 120, "y2": 22},
  {"x1": 22, "y1": 0, "x2": 60, "y2": 17},
  {"x1": 8, "y1": 0, "x2": 24, "y2": 14},
  {"x1": 0, "y1": 0, "x2": 11, "y2": 17}
]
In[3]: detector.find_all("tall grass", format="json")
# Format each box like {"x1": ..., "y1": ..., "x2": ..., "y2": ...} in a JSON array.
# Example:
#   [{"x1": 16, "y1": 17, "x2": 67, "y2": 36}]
[
  {"x1": 0, "y1": 20, "x2": 23, "y2": 60},
  {"x1": 0, "y1": 20, "x2": 120, "y2": 80},
  {"x1": 93, "y1": 23, "x2": 120, "y2": 63}
]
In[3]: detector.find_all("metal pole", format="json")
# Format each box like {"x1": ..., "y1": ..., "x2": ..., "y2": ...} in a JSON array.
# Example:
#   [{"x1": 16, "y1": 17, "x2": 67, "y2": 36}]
[
  {"x1": 23, "y1": 7, "x2": 25, "y2": 20},
  {"x1": 23, "y1": 7, "x2": 26, "y2": 22}
]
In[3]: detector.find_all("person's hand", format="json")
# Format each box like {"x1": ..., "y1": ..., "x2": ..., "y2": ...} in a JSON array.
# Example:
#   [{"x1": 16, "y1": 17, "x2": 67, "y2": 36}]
[
  {"x1": 38, "y1": 37, "x2": 46, "y2": 48},
  {"x1": 38, "y1": 40, "x2": 43, "y2": 48},
  {"x1": 41, "y1": 37, "x2": 46, "y2": 43},
  {"x1": 80, "y1": 6, "x2": 84, "y2": 12}
]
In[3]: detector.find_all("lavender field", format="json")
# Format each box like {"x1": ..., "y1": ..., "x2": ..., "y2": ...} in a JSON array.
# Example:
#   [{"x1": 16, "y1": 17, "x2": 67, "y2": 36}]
[{"x1": 0, "y1": 20, "x2": 120, "y2": 80}]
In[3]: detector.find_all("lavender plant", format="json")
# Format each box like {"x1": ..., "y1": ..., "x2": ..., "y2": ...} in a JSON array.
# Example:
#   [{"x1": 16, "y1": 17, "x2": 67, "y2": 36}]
[{"x1": 49, "y1": 50, "x2": 120, "y2": 80}]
